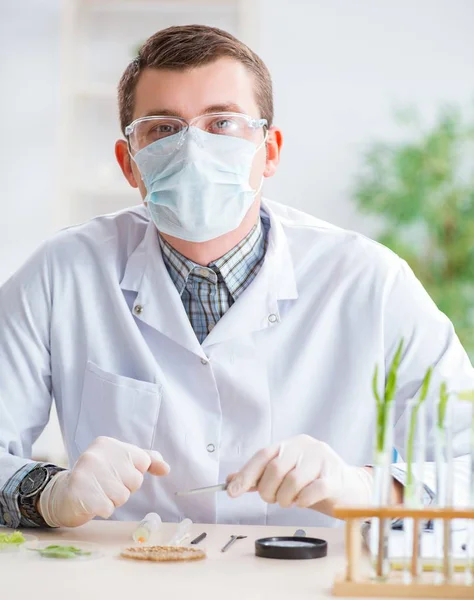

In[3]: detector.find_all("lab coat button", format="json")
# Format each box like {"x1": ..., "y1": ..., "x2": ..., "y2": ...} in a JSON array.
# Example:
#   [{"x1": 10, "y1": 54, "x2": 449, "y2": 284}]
[
  {"x1": 206, "y1": 443, "x2": 216, "y2": 453},
  {"x1": 201, "y1": 358, "x2": 208, "y2": 365},
  {"x1": 268, "y1": 313, "x2": 278, "y2": 324},
  {"x1": 134, "y1": 305, "x2": 143, "y2": 315}
]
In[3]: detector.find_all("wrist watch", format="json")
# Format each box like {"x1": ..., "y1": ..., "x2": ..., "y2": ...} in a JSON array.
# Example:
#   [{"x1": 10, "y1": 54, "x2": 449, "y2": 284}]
[{"x1": 18, "y1": 465, "x2": 65, "y2": 526}]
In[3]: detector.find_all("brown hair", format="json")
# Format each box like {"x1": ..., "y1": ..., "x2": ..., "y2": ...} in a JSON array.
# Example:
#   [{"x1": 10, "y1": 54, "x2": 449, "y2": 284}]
[{"x1": 118, "y1": 25, "x2": 273, "y2": 135}]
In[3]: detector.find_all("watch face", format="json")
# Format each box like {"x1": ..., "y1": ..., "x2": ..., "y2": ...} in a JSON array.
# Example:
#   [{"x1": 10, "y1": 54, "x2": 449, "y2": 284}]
[{"x1": 19, "y1": 468, "x2": 48, "y2": 497}]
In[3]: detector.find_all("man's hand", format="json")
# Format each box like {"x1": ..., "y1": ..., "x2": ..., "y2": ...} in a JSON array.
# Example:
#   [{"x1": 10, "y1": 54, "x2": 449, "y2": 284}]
[
  {"x1": 38, "y1": 436, "x2": 170, "y2": 528},
  {"x1": 226, "y1": 435, "x2": 374, "y2": 517}
]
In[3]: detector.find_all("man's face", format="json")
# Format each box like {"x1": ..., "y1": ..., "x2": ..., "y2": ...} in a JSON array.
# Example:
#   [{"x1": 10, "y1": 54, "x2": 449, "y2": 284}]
[{"x1": 117, "y1": 57, "x2": 281, "y2": 200}]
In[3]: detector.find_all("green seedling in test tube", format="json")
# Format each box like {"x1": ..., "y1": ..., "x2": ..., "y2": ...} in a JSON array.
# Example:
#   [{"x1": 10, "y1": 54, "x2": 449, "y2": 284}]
[
  {"x1": 438, "y1": 382, "x2": 450, "y2": 431},
  {"x1": 405, "y1": 366, "x2": 432, "y2": 499},
  {"x1": 456, "y1": 389, "x2": 474, "y2": 582},
  {"x1": 373, "y1": 338, "x2": 404, "y2": 457},
  {"x1": 371, "y1": 338, "x2": 404, "y2": 580}
]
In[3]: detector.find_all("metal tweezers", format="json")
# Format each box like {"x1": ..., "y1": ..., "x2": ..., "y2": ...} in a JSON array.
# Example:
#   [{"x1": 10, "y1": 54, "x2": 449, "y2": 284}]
[
  {"x1": 175, "y1": 483, "x2": 228, "y2": 497},
  {"x1": 221, "y1": 535, "x2": 247, "y2": 552}
]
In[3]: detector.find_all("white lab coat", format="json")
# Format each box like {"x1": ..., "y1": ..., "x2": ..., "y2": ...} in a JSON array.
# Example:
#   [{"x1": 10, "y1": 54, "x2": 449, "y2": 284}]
[{"x1": 0, "y1": 199, "x2": 472, "y2": 526}]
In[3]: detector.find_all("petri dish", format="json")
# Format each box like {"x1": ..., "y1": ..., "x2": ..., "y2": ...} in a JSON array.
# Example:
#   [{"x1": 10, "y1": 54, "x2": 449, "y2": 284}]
[
  {"x1": 26, "y1": 540, "x2": 102, "y2": 561},
  {"x1": 0, "y1": 533, "x2": 38, "y2": 554},
  {"x1": 255, "y1": 536, "x2": 328, "y2": 560}
]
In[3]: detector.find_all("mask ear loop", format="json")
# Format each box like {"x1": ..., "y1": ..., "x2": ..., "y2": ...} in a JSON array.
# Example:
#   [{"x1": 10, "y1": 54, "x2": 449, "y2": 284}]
[
  {"x1": 256, "y1": 127, "x2": 269, "y2": 153},
  {"x1": 252, "y1": 127, "x2": 269, "y2": 195}
]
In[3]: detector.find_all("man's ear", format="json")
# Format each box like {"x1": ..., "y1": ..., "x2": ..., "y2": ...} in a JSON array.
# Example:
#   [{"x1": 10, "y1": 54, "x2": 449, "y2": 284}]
[
  {"x1": 264, "y1": 126, "x2": 283, "y2": 178},
  {"x1": 115, "y1": 139, "x2": 139, "y2": 188}
]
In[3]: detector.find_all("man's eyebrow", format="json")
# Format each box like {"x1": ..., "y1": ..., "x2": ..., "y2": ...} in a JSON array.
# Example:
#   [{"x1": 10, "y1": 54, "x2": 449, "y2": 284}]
[
  {"x1": 201, "y1": 103, "x2": 247, "y2": 115},
  {"x1": 141, "y1": 109, "x2": 182, "y2": 118},
  {"x1": 139, "y1": 103, "x2": 248, "y2": 120}
]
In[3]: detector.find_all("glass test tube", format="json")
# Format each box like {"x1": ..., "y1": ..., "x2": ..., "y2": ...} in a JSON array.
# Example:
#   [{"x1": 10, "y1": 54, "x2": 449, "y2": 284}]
[
  {"x1": 467, "y1": 401, "x2": 474, "y2": 585},
  {"x1": 133, "y1": 512, "x2": 162, "y2": 544},
  {"x1": 370, "y1": 400, "x2": 395, "y2": 581},
  {"x1": 434, "y1": 395, "x2": 454, "y2": 583},
  {"x1": 403, "y1": 398, "x2": 426, "y2": 582}
]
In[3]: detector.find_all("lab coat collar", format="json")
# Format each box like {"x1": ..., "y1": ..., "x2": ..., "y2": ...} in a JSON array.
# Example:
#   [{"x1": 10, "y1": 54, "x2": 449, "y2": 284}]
[
  {"x1": 261, "y1": 198, "x2": 298, "y2": 302},
  {"x1": 120, "y1": 198, "x2": 298, "y2": 352},
  {"x1": 202, "y1": 199, "x2": 298, "y2": 348},
  {"x1": 121, "y1": 222, "x2": 206, "y2": 358}
]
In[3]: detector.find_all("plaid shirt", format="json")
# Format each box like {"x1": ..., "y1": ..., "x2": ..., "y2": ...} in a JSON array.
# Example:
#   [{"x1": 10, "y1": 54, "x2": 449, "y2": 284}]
[{"x1": 159, "y1": 216, "x2": 270, "y2": 343}]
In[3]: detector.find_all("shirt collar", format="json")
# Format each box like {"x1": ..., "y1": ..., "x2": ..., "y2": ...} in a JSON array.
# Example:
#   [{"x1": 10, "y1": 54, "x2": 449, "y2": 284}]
[
  {"x1": 158, "y1": 235, "x2": 196, "y2": 296},
  {"x1": 158, "y1": 217, "x2": 267, "y2": 301},
  {"x1": 120, "y1": 198, "x2": 298, "y2": 304}
]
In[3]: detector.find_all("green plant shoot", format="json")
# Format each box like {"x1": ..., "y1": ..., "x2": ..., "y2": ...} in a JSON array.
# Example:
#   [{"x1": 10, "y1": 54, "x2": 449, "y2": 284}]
[
  {"x1": 0, "y1": 531, "x2": 25, "y2": 545},
  {"x1": 457, "y1": 389, "x2": 474, "y2": 503},
  {"x1": 438, "y1": 382, "x2": 450, "y2": 430},
  {"x1": 373, "y1": 338, "x2": 404, "y2": 455},
  {"x1": 457, "y1": 390, "x2": 474, "y2": 402},
  {"x1": 31, "y1": 545, "x2": 92, "y2": 559},
  {"x1": 406, "y1": 366, "x2": 432, "y2": 493}
]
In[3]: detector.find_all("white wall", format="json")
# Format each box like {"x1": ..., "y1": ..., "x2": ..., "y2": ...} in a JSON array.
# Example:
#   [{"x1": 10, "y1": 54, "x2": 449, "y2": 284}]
[
  {"x1": 257, "y1": 0, "x2": 474, "y2": 233},
  {"x1": 0, "y1": 0, "x2": 61, "y2": 283},
  {"x1": 1, "y1": 0, "x2": 473, "y2": 462},
  {"x1": 2, "y1": 0, "x2": 474, "y2": 284}
]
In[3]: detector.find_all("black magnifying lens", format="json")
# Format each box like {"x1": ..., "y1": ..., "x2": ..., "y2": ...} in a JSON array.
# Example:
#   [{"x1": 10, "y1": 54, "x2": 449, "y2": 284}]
[{"x1": 255, "y1": 535, "x2": 328, "y2": 560}]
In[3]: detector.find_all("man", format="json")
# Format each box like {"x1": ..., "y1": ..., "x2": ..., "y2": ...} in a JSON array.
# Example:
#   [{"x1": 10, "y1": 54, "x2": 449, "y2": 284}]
[{"x1": 0, "y1": 25, "x2": 471, "y2": 530}]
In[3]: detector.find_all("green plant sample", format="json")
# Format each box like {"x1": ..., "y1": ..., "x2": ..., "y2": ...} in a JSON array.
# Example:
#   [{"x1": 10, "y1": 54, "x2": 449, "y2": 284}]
[
  {"x1": 0, "y1": 531, "x2": 25, "y2": 545},
  {"x1": 373, "y1": 338, "x2": 404, "y2": 455},
  {"x1": 438, "y1": 382, "x2": 450, "y2": 430},
  {"x1": 406, "y1": 367, "x2": 432, "y2": 493},
  {"x1": 32, "y1": 545, "x2": 92, "y2": 559}
]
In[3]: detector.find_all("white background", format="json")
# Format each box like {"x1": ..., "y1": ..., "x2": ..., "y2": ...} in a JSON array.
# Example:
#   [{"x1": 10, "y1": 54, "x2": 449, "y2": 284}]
[{"x1": 0, "y1": 0, "x2": 473, "y2": 462}]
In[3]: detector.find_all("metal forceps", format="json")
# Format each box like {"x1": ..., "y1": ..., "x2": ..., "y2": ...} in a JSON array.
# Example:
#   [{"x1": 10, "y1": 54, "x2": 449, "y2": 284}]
[{"x1": 221, "y1": 535, "x2": 248, "y2": 552}]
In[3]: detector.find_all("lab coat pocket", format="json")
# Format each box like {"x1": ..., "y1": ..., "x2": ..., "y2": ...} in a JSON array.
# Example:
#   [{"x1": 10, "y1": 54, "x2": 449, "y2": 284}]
[{"x1": 74, "y1": 361, "x2": 162, "y2": 454}]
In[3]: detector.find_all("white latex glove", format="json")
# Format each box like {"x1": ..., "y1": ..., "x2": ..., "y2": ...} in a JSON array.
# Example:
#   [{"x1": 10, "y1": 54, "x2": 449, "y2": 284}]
[
  {"x1": 39, "y1": 436, "x2": 170, "y2": 528},
  {"x1": 226, "y1": 434, "x2": 373, "y2": 517}
]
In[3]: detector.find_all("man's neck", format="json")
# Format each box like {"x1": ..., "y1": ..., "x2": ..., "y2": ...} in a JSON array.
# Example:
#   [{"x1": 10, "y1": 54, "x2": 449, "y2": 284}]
[{"x1": 159, "y1": 199, "x2": 261, "y2": 266}]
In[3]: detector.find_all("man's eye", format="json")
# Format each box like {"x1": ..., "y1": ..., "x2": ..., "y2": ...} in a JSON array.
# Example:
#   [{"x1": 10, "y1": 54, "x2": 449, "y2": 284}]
[
  {"x1": 210, "y1": 119, "x2": 239, "y2": 134},
  {"x1": 151, "y1": 124, "x2": 176, "y2": 135},
  {"x1": 215, "y1": 119, "x2": 231, "y2": 129}
]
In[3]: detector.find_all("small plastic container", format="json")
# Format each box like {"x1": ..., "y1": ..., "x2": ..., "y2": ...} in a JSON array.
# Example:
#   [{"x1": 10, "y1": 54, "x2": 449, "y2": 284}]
[
  {"x1": 133, "y1": 513, "x2": 162, "y2": 544},
  {"x1": 168, "y1": 518, "x2": 193, "y2": 546}
]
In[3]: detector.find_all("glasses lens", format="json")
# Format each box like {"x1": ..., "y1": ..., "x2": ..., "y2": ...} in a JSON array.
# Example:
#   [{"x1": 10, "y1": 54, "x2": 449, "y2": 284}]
[
  {"x1": 196, "y1": 114, "x2": 264, "y2": 143},
  {"x1": 129, "y1": 118, "x2": 186, "y2": 153}
]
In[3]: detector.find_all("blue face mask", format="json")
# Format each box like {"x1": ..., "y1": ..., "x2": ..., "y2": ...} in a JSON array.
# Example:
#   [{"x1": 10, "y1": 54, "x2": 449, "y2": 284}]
[{"x1": 132, "y1": 127, "x2": 264, "y2": 242}]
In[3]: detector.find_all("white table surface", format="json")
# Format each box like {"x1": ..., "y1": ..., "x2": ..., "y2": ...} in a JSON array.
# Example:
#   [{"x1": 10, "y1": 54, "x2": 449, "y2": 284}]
[{"x1": 0, "y1": 521, "x2": 359, "y2": 600}]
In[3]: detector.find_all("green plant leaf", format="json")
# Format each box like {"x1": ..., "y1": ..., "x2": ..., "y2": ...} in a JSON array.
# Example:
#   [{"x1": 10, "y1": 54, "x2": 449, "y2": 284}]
[
  {"x1": 32, "y1": 545, "x2": 92, "y2": 559},
  {"x1": 419, "y1": 366, "x2": 433, "y2": 403},
  {"x1": 0, "y1": 531, "x2": 25, "y2": 545},
  {"x1": 438, "y1": 382, "x2": 449, "y2": 429},
  {"x1": 406, "y1": 366, "x2": 432, "y2": 489},
  {"x1": 374, "y1": 338, "x2": 404, "y2": 453}
]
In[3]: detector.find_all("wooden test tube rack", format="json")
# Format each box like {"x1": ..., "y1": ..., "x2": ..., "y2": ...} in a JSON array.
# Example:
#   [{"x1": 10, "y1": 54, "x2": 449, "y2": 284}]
[{"x1": 333, "y1": 506, "x2": 474, "y2": 598}]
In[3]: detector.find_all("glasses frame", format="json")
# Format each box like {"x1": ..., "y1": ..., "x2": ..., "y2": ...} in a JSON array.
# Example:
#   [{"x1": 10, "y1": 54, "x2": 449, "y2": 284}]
[{"x1": 125, "y1": 111, "x2": 268, "y2": 153}]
